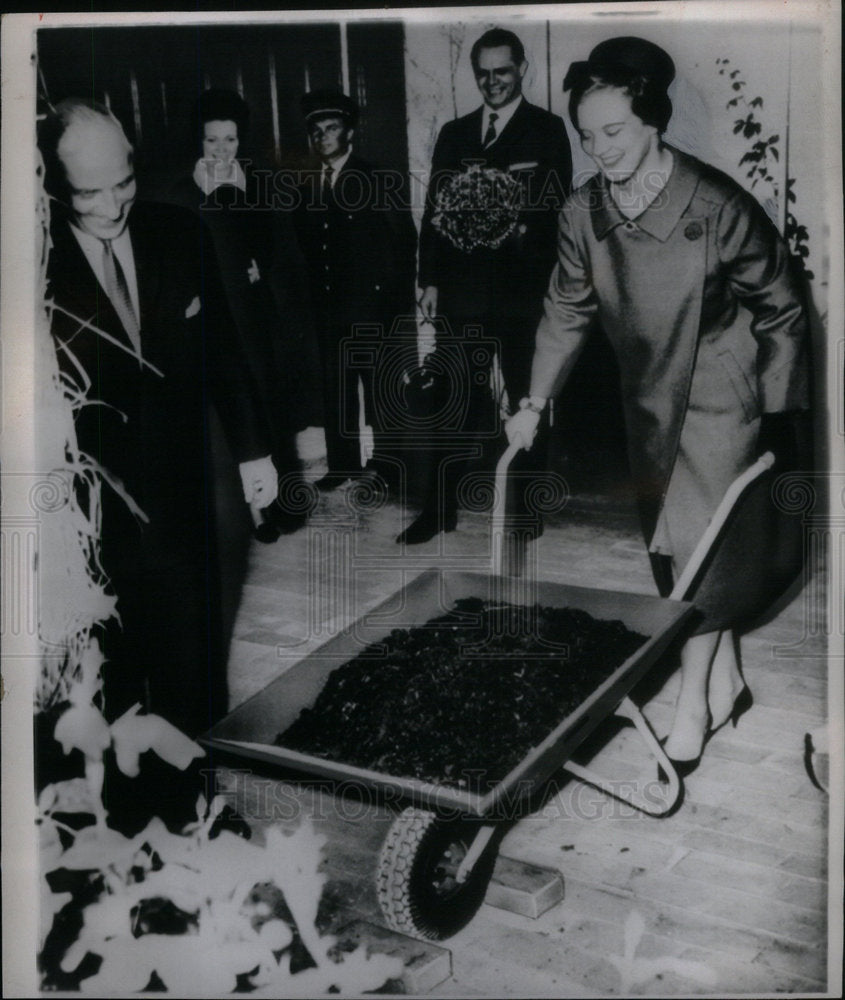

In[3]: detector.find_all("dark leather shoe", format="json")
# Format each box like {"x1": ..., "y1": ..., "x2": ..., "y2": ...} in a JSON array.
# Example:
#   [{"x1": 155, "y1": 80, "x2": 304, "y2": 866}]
[
  {"x1": 657, "y1": 737, "x2": 704, "y2": 782},
  {"x1": 252, "y1": 504, "x2": 309, "y2": 543},
  {"x1": 396, "y1": 510, "x2": 457, "y2": 544},
  {"x1": 314, "y1": 473, "x2": 349, "y2": 492}
]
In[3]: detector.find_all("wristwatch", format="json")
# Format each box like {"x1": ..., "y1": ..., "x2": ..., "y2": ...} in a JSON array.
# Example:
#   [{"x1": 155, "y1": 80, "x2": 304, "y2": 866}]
[{"x1": 518, "y1": 396, "x2": 545, "y2": 415}]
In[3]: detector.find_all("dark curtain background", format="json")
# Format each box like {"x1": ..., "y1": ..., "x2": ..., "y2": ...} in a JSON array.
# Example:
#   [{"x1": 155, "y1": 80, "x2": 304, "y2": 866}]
[{"x1": 37, "y1": 22, "x2": 409, "y2": 197}]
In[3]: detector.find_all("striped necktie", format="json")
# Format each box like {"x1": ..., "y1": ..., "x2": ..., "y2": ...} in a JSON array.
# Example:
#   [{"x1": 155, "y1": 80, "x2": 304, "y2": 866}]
[
  {"x1": 483, "y1": 112, "x2": 499, "y2": 148},
  {"x1": 101, "y1": 239, "x2": 141, "y2": 356}
]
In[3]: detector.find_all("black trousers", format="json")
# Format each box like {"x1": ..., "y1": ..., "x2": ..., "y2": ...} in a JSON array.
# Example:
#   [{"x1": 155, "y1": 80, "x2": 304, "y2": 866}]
[
  {"x1": 96, "y1": 490, "x2": 226, "y2": 740},
  {"x1": 316, "y1": 317, "x2": 378, "y2": 476}
]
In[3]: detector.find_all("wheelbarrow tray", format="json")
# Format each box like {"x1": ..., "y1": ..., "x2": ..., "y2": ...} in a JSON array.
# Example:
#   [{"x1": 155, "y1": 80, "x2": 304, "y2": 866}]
[{"x1": 202, "y1": 569, "x2": 694, "y2": 819}]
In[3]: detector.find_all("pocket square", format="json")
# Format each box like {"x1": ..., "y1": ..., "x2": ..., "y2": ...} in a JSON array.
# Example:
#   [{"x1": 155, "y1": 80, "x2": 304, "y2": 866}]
[
  {"x1": 509, "y1": 161, "x2": 539, "y2": 171},
  {"x1": 185, "y1": 296, "x2": 201, "y2": 319}
]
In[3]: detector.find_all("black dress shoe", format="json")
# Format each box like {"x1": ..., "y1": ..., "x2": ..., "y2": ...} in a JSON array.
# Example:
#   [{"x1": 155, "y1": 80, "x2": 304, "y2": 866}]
[
  {"x1": 253, "y1": 520, "x2": 281, "y2": 544},
  {"x1": 268, "y1": 508, "x2": 309, "y2": 536},
  {"x1": 314, "y1": 473, "x2": 349, "y2": 492},
  {"x1": 396, "y1": 510, "x2": 457, "y2": 544}
]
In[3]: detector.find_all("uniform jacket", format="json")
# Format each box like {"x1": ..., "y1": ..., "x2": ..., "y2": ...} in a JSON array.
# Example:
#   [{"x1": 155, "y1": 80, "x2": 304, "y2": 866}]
[
  {"x1": 293, "y1": 153, "x2": 418, "y2": 333},
  {"x1": 419, "y1": 98, "x2": 572, "y2": 319},
  {"x1": 47, "y1": 200, "x2": 269, "y2": 567},
  {"x1": 531, "y1": 148, "x2": 809, "y2": 559}
]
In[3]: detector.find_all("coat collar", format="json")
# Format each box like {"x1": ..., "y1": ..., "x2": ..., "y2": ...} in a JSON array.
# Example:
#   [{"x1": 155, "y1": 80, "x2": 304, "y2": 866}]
[{"x1": 590, "y1": 146, "x2": 701, "y2": 243}]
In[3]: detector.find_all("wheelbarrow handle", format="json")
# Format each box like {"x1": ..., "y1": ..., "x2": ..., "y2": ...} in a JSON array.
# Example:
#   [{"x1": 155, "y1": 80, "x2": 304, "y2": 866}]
[
  {"x1": 492, "y1": 432, "x2": 526, "y2": 575},
  {"x1": 561, "y1": 696, "x2": 682, "y2": 816}
]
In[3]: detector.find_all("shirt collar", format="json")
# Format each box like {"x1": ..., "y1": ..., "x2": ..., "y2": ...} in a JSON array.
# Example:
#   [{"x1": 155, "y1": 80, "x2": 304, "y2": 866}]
[
  {"x1": 591, "y1": 147, "x2": 700, "y2": 243},
  {"x1": 482, "y1": 95, "x2": 523, "y2": 139},
  {"x1": 70, "y1": 220, "x2": 133, "y2": 257},
  {"x1": 323, "y1": 146, "x2": 353, "y2": 179}
]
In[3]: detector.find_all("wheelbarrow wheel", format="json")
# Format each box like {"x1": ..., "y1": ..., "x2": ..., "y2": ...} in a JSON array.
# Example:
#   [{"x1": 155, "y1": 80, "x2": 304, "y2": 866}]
[{"x1": 376, "y1": 806, "x2": 496, "y2": 941}]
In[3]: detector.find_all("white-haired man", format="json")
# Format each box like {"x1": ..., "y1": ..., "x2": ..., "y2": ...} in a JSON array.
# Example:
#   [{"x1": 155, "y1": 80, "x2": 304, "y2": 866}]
[{"x1": 40, "y1": 98, "x2": 278, "y2": 737}]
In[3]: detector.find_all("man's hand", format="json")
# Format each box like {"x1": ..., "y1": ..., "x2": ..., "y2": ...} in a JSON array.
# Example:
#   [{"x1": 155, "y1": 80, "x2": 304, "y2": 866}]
[
  {"x1": 505, "y1": 409, "x2": 540, "y2": 450},
  {"x1": 419, "y1": 286, "x2": 438, "y2": 322},
  {"x1": 239, "y1": 455, "x2": 279, "y2": 507}
]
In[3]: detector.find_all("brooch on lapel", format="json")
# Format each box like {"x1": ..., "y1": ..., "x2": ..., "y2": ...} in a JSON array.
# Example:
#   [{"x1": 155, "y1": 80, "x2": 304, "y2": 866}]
[
  {"x1": 185, "y1": 296, "x2": 201, "y2": 319},
  {"x1": 247, "y1": 258, "x2": 261, "y2": 284}
]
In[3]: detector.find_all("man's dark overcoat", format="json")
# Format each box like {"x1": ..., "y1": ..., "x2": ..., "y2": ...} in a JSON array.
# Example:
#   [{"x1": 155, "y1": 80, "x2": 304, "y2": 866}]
[{"x1": 47, "y1": 200, "x2": 269, "y2": 736}]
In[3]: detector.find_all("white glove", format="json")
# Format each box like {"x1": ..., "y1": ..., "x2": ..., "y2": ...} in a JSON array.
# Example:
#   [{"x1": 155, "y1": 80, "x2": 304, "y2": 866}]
[
  {"x1": 239, "y1": 455, "x2": 279, "y2": 507},
  {"x1": 505, "y1": 409, "x2": 540, "y2": 450}
]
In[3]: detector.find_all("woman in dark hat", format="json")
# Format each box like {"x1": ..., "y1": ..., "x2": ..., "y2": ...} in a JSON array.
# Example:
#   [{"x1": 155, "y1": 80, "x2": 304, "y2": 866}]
[
  {"x1": 506, "y1": 37, "x2": 810, "y2": 776},
  {"x1": 168, "y1": 88, "x2": 316, "y2": 539}
]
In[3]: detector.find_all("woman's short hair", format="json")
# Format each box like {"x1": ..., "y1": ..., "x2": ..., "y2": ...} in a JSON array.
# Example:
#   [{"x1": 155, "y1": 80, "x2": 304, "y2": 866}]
[
  {"x1": 564, "y1": 36, "x2": 675, "y2": 134},
  {"x1": 192, "y1": 89, "x2": 250, "y2": 147}
]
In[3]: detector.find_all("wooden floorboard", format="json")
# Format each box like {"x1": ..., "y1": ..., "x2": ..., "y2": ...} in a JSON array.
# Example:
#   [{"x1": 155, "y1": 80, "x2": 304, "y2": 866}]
[{"x1": 224, "y1": 480, "x2": 833, "y2": 995}]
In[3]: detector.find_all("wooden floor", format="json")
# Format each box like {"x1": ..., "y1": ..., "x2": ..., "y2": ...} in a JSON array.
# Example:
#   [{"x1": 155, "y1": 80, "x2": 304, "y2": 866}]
[{"x1": 225, "y1": 468, "x2": 832, "y2": 996}]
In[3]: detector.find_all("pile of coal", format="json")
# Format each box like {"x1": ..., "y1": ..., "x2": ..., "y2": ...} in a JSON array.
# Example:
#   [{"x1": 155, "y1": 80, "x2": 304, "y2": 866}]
[{"x1": 276, "y1": 597, "x2": 646, "y2": 790}]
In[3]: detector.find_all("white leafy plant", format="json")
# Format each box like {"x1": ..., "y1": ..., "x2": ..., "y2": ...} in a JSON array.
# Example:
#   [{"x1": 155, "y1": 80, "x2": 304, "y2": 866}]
[{"x1": 39, "y1": 686, "x2": 403, "y2": 996}]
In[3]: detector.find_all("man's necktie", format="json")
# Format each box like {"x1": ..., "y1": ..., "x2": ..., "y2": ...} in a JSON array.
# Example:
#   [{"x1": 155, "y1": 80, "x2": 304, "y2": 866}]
[
  {"x1": 322, "y1": 165, "x2": 335, "y2": 205},
  {"x1": 101, "y1": 239, "x2": 141, "y2": 356},
  {"x1": 483, "y1": 112, "x2": 499, "y2": 148}
]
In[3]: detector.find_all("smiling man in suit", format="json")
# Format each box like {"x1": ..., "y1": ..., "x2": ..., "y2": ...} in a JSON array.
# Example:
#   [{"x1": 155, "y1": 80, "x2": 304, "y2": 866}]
[
  {"x1": 399, "y1": 28, "x2": 572, "y2": 552},
  {"x1": 40, "y1": 98, "x2": 279, "y2": 737}
]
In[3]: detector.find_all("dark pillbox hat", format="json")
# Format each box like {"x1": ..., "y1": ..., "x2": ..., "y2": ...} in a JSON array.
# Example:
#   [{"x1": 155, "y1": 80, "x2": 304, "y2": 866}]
[
  {"x1": 301, "y1": 89, "x2": 359, "y2": 125},
  {"x1": 587, "y1": 36, "x2": 675, "y2": 89}
]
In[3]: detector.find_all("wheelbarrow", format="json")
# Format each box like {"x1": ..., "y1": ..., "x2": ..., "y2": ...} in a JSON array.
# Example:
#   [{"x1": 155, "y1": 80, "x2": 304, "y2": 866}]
[{"x1": 201, "y1": 440, "x2": 776, "y2": 941}]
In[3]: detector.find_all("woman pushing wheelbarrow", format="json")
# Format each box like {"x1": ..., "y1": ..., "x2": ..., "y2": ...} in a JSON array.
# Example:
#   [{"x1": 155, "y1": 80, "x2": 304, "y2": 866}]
[{"x1": 506, "y1": 36, "x2": 810, "y2": 780}]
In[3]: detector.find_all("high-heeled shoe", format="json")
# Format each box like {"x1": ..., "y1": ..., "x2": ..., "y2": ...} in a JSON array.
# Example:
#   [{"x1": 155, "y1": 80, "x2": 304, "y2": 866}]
[
  {"x1": 657, "y1": 736, "x2": 704, "y2": 783},
  {"x1": 709, "y1": 685, "x2": 753, "y2": 733},
  {"x1": 727, "y1": 686, "x2": 753, "y2": 728}
]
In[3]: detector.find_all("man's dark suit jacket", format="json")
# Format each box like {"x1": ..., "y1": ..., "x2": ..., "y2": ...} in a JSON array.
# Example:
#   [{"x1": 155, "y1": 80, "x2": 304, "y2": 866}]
[
  {"x1": 419, "y1": 99, "x2": 572, "y2": 324},
  {"x1": 413, "y1": 99, "x2": 572, "y2": 523},
  {"x1": 47, "y1": 200, "x2": 269, "y2": 735}
]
